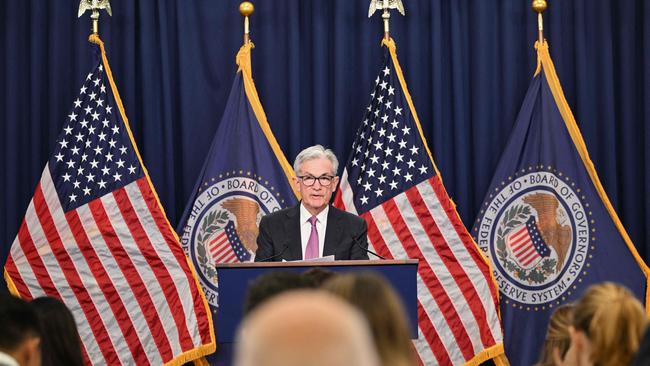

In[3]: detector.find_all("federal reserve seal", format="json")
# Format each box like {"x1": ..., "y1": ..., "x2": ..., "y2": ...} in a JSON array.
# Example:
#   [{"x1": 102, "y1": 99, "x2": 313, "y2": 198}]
[
  {"x1": 475, "y1": 169, "x2": 592, "y2": 306},
  {"x1": 181, "y1": 174, "x2": 284, "y2": 307}
]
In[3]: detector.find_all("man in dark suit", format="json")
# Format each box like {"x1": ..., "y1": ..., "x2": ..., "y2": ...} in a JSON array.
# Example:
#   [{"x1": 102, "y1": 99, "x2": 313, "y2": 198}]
[{"x1": 255, "y1": 145, "x2": 369, "y2": 261}]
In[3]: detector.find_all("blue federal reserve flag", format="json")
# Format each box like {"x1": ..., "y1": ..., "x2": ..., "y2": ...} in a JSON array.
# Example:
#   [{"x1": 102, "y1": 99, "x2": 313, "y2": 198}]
[
  {"x1": 471, "y1": 41, "x2": 650, "y2": 366},
  {"x1": 177, "y1": 43, "x2": 298, "y2": 311}
]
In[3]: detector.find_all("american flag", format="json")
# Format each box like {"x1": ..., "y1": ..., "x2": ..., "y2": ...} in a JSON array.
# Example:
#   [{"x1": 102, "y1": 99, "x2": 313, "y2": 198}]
[
  {"x1": 3, "y1": 38, "x2": 214, "y2": 365},
  {"x1": 209, "y1": 221, "x2": 251, "y2": 263},
  {"x1": 506, "y1": 217, "x2": 551, "y2": 269},
  {"x1": 334, "y1": 39, "x2": 505, "y2": 365}
]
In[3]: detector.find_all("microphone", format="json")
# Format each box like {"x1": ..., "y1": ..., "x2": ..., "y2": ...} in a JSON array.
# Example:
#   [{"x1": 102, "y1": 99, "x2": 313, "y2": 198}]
[
  {"x1": 256, "y1": 244, "x2": 289, "y2": 262},
  {"x1": 351, "y1": 234, "x2": 385, "y2": 260}
]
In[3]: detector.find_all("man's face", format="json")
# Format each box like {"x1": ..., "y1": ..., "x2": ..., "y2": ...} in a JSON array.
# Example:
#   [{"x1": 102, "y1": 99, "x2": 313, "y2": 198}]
[{"x1": 293, "y1": 157, "x2": 339, "y2": 215}]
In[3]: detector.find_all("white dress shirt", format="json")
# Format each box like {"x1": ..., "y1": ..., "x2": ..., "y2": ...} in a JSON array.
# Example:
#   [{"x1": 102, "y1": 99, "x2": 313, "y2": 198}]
[
  {"x1": 299, "y1": 203, "x2": 329, "y2": 259},
  {"x1": 0, "y1": 351, "x2": 19, "y2": 366}
]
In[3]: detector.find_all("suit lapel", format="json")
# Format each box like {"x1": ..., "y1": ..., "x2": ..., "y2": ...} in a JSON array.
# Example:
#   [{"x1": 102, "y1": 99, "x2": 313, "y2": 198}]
[
  {"x1": 284, "y1": 205, "x2": 302, "y2": 260},
  {"x1": 323, "y1": 206, "x2": 342, "y2": 257}
]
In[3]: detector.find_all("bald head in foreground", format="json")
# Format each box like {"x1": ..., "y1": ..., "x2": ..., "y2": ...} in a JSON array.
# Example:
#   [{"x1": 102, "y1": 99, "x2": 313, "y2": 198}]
[{"x1": 234, "y1": 290, "x2": 380, "y2": 366}]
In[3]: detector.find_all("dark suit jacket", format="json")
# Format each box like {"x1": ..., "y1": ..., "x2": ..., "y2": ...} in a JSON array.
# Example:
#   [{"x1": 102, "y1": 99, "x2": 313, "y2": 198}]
[{"x1": 255, "y1": 204, "x2": 369, "y2": 261}]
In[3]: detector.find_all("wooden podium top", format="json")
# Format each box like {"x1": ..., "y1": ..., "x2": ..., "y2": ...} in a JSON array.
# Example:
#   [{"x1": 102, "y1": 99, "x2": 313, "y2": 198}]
[{"x1": 215, "y1": 258, "x2": 418, "y2": 269}]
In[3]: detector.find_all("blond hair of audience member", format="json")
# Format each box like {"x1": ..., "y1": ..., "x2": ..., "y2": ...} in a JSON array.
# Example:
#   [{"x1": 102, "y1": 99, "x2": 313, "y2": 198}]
[
  {"x1": 536, "y1": 304, "x2": 574, "y2": 366},
  {"x1": 234, "y1": 290, "x2": 380, "y2": 366},
  {"x1": 323, "y1": 272, "x2": 416, "y2": 366},
  {"x1": 555, "y1": 282, "x2": 647, "y2": 366}
]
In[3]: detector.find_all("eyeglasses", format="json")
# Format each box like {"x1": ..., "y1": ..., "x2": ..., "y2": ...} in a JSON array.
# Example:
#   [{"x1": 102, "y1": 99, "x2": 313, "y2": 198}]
[{"x1": 298, "y1": 175, "x2": 335, "y2": 187}]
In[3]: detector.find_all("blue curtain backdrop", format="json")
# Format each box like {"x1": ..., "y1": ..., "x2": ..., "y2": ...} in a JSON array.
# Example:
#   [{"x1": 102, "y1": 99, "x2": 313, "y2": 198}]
[{"x1": 1, "y1": 0, "x2": 648, "y2": 285}]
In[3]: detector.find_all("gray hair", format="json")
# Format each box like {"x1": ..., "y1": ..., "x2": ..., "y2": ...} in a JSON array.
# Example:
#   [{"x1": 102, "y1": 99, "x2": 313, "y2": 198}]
[{"x1": 293, "y1": 145, "x2": 339, "y2": 176}]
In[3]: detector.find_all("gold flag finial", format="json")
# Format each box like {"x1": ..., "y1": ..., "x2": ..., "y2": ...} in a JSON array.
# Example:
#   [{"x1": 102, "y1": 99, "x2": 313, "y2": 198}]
[
  {"x1": 78, "y1": 0, "x2": 112, "y2": 36},
  {"x1": 532, "y1": 0, "x2": 547, "y2": 44},
  {"x1": 239, "y1": 2, "x2": 255, "y2": 44},
  {"x1": 368, "y1": 0, "x2": 405, "y2": 41}
]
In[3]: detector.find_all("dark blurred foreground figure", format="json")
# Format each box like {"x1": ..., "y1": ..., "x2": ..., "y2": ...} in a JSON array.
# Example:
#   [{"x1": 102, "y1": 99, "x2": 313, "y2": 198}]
[
  {"x1": 554, "y1": 282, "x2": 647, "y2": 366},
  {"x1": 631, "y1": 327, "x2": 650, "y2": 366},
  {"x1": 31, "y1": 297, "x2": 84, "y2": 366},
  {"x1": 302, "y1": 267, "x2": 336, "y2": 287},
  {"x1": 535, "y1": 304, "x2": 574, "y2": 366},
  {"x1": 243, "y1": 271, "x2": 315, "y2": 314},
  {"x1": 0, "y1": 293, "x2": 41, "y2": 366},
  {"x1": 323, "y1": 272, "x2": 416, "y2": 366},
  {"x1": 234, "y1": 290, "x2": 379, "y2": 366}
]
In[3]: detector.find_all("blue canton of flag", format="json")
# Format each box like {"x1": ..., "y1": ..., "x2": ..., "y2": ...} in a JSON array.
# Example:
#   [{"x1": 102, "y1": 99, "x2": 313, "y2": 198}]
[
  {"x1": 527, "y1": 218, "x2": 551, "y2": 257},
  {"x1": 50, "y1": 58, "x2": 143, "y2": 210},
  {"x1": 345, "y1": 58, "x2": 433, "y2": 213}
]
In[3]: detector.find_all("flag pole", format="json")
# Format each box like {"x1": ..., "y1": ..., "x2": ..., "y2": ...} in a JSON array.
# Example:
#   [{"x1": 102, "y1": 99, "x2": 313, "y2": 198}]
[
  {"x1": 382, "y1": 0, "x2": 391, "y2": 41},
  {"x1": 368, "y1": 0, "x2": 405, "y2": 41},
  {"x1": 240, "y1": 1, "x2": 254, "y2": 45},
  {"x1": 78, "y1": 0, "x2": 113, "y2": 37},
  {"x1": 532, "y1": 0, "x2": 547, "y2": 44}
]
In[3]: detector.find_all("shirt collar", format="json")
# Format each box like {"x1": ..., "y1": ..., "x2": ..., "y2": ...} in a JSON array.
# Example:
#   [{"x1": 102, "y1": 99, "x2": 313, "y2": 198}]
[
  {"x1": 299, "y1": 203, "x2": 329, "y2": 224},
  {"x1": 0, "y1": 351, "x2": 19, "y2": 366}
]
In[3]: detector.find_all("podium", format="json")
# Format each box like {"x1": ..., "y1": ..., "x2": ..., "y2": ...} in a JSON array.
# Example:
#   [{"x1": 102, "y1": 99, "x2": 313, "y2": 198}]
[{"x1": 214, "y1": 259, "x2": 419, "y2": 344}]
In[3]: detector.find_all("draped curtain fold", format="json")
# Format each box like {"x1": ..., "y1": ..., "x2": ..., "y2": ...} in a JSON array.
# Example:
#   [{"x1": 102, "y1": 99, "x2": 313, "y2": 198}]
[{"x1": 2, "y1": 0, "x2": 648, "y2": 280}]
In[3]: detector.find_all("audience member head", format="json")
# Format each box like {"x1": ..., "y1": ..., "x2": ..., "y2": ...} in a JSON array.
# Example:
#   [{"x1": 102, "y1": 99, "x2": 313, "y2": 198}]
[
  {"x1": 0, "y1": 293, "x2": 41, "y2": 366},
  {"x1": 302, "y1": 268, "x2": 336, "y2": 287},
  {"x1": 536, "y1": 303, "x2": 574, "y2": 366},
  {"x1": 323, "y1": 272, "x2": 415, "y2": 366},
  {"x1": 243, "y1": 271, "x2": 315, "y2": 314},
  {"x1": 235, "y1": 290, "x2": 380, "y2": 366},
  {"x1": 31, "y1": 297, "x2": 84, "y2": 366},
  {"x1": 567, "y1": 282, "x2": 647, "y2": 366}
]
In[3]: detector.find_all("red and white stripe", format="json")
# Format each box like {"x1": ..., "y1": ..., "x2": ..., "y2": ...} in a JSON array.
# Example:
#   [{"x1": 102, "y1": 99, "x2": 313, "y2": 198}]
[
  {"x1": 336, "y1": 174, "x2": 503, "y2": 366},
  {"x1": 209, "y1": 231, "x2": 237, "y2": 263},
  {"x1": 507, "y1": 225, "x2": 541, "y2": 269},
  {"x1": 5, "y1": 165, "x2": 212, "y2": 365}
]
